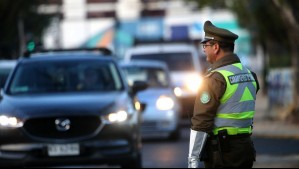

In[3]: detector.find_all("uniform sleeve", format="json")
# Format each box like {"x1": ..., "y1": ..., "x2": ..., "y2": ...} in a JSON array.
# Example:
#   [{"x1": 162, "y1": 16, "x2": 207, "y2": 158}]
[{"x1": 191, "y1": 72, "x2": 226, "y2": 133}]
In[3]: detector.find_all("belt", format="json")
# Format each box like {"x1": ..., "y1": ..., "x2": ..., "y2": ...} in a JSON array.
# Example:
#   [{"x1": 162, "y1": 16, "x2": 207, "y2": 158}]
[
  {"x1": 213, "y1": 126, "x2": 252, "y2": 135},
  {"x1": 224, "y1": 133, "x2": 251, "y2": 139},
  {"x1": 209, "y1": 133, "x2": 251, "y2": 139}
]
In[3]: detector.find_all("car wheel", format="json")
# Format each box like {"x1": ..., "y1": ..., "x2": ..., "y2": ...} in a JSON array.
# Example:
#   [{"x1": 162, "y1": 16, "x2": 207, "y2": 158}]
[
  {"x1": 168, "y1": 127, "x2": 181, "y2": 141},
  {"x1": 120, "y1": 153, "x2": 142, "y2": 168}
]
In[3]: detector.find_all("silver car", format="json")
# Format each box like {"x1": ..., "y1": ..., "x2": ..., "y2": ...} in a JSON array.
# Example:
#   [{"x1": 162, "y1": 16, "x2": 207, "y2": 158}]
[
  {"x1": 120, "y1": 60, "x2": 181, "y2": 141},
  {"x1": 124, "y1": 43, "x2": 204, "y2": 118}
]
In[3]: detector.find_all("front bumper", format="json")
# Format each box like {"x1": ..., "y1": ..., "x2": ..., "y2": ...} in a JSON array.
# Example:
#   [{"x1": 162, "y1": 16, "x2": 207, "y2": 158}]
[
  {"x1": 141, "y1": 107, "x2": 179, "y2": 139},
  {"x1": 0, "y1": 124, "x2": 141, "y2": 167},
  {"x1": 141, "y1": 120, "x2": 177, "y2": 138},
  {"x1": 0, "y1": 140, "x2": 136, "y2": 167}
]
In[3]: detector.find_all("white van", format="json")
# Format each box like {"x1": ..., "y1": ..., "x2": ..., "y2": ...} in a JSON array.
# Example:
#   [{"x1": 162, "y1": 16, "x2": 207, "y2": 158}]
[{"x1": 124, "y1": 43, "x2": 204, "y2": 118}]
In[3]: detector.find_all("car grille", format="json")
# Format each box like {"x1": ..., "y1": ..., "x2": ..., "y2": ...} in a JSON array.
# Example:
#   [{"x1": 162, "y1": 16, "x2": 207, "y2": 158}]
[
  {"x1": 23, "y1": 115, "x2": 101, "y2": 139},
  {"x1": 141, "y1": 121, "x2": 158, "y2": 132}
]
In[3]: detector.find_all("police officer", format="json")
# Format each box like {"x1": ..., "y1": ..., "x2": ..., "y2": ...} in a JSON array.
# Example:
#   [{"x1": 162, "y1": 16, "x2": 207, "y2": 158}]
[{"x1": 188, "y1": 21, "x2": 259, "y2": 168}]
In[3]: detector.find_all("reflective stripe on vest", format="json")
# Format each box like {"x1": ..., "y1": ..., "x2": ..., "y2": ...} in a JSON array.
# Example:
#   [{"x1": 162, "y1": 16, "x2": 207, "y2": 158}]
[
  {"x1": 211, "y1": 63, "x2": 257, "y2": 135},
  {"x1": 213, "y1": 126, "x2": 253, "y2": 135}
]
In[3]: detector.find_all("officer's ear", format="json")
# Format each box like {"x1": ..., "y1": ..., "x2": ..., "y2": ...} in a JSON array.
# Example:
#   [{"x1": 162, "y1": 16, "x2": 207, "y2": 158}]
[{"x1": 213, "y1": 43, "x2": 220, "y2": 54}]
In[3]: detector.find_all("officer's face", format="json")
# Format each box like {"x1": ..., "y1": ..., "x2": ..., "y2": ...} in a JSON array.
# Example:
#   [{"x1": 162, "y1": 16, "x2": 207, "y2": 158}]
[{"x1": 203, "y1": 42, "x2": 216, "y2": 64}]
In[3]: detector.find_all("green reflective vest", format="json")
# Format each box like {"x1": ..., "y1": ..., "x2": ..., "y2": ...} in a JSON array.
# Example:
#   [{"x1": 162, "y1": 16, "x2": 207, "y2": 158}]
[{"x1": 211, "y1": 63, "x2": 257, "y2": 135}]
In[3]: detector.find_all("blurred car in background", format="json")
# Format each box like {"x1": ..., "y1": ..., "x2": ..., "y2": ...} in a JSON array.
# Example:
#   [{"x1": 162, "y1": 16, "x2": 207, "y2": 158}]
[
  {"x1": 0, "y1": 60, "x2": 16, "y2": 88},
  {"x1": 0, "y1": 48, "x2": 147, "y2": 168},
  {"x1": 120, "y1": 60, "x2": 181, "y2": 141},
  {"x1": 124, "y1": 43, "x2": 204, "y2": 118}
]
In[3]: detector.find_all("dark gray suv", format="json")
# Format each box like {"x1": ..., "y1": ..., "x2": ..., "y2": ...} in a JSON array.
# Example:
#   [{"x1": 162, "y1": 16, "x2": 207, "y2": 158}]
[{"x1": 0, "y1": 49, "x2": 146, "y2": 168}]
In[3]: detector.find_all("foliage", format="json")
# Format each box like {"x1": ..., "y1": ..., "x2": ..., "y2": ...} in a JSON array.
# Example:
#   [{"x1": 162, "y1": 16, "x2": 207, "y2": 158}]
[
  {"x1": 188, "y1": 0, "x2": 299, "y2": 66},
  {"x1": 187, "y1": 0, "x2": 299, "y2": 115},
  {"x1": 0, "y1": 0, "x2": 54, "y2": 58}
]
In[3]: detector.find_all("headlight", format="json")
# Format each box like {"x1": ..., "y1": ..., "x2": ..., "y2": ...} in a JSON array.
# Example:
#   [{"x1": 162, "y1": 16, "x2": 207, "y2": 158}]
[
  {"x1": 103, "y1": 110, "x2": 128, "y2": 123},
  {"x1": 174, "y1": 87, "x2": 182, "y2": 97},
  {"x1": 0, "y1": 115, "x2": 23, "y2": 128},
  {"x1": 156, "y1": 95, "x2": 174, "y2": 110}
]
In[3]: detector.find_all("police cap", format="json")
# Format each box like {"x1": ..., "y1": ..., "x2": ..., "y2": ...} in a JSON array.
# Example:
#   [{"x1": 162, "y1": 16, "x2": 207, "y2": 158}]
[{"x1": 201, "y1": 20, "x2": 238, "y2": 44}]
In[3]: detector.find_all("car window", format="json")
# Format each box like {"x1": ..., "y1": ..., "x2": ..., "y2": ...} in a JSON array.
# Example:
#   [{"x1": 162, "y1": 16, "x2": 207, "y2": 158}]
[
  {"x1": 8, "y1": 60, "x2": 123, "y2": 95},
  {"x1": 122, "y1": 66, "x2": 169, "y2": 88},
  {"x1": 131, "y1": 52, "x2": 194, "y2": 71}
]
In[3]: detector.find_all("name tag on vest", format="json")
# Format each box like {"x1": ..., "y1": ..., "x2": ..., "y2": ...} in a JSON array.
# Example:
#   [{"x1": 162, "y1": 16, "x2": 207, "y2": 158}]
[{"x1": 228, "y1": 73, "x2": 255, "y2": 84}]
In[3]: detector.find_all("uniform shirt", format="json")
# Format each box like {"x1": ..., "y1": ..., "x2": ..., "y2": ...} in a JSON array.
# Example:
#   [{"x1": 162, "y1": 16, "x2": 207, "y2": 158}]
[{"x1": 191, "y1": 53, "x2": 260, "y2": 133}]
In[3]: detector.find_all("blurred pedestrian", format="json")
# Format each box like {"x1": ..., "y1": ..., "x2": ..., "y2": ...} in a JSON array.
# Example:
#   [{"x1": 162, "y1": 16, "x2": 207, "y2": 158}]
[{"x1": 188, "y1": 21, "x2": 260, "y2": 168}]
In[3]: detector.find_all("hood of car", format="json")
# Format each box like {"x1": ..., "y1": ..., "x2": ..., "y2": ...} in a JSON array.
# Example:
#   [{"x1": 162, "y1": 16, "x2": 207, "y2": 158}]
[
  {"x1": 170, "y1": 71, "x2": 195, "y2": 85},
  {"x1": 0, "y1": 91, "x2": 128, "y2": 118},
  {"x1": 137, "y1": 88, "x2": 174, "y2": 104}
]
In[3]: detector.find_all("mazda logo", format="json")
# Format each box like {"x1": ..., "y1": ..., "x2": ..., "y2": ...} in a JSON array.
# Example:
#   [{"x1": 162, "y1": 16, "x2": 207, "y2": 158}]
[{"x1": 55, "y1": 118, "x2": 71, "y2": 131}]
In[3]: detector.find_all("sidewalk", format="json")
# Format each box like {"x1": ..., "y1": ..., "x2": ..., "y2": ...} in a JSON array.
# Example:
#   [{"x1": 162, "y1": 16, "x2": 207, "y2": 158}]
[
  {"x1": 253, "y1": 92, "x2": 299, "y2": 168},
  {"x1": 253, "y1": 91, "x2": 299, "y2": 140}
]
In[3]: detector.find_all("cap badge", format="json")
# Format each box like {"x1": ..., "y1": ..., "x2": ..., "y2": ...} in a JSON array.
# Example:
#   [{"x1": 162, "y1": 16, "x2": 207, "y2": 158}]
[{"x1": 205, "y1": 36, "x2": 215, "y2": 40}]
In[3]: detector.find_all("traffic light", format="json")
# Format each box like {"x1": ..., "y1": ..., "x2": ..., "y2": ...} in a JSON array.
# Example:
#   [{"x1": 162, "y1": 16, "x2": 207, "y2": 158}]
[{"x1": 26, "y1": 41, "x2": 36, "y2": 52}]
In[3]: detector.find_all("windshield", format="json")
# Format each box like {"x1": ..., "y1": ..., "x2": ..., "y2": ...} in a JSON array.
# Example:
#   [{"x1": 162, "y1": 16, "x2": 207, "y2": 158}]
[
  {"x1": 8, "y1": 60, "x2": 123, "y2": 95},
  {"x1": 131, "y1": 52, "x2": 195, "y2": 71},
  {"x1": 122, "y1": 66, "x2": 169, "y2": 88}
]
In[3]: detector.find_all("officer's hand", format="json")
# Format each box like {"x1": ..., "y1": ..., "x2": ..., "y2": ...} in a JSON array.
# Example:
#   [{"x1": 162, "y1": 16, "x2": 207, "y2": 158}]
[{"x1": 188, "y1": 156, "x2": 200, "y2": 168}]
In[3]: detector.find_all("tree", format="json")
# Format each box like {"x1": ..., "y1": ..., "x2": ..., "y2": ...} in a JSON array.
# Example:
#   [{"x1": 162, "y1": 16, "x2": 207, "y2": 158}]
[
  {"x1": 0, "y1": 0, "x2": 54, "y2": 59},
  {"x1": 187, "y1": 0, "x2": 299, "y2": 121}
]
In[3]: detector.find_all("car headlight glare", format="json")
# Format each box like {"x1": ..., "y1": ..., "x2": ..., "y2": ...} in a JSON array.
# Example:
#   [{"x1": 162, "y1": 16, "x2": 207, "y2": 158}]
[
  {"x1": 174, "y1": 87, "x2": 182, "y2": 97},
  {"x1": 106, "y1": 110, "x2": 128, "y2": 123},
  {"x1": 0, "y1": 115, "x2": 23, "y2": 128},
  {"x1": 185, "y1": 74, "x2": 203, "y2": 93},
  {"x1": 156, "y1": 96, "x2": 174, "y2": 110}
]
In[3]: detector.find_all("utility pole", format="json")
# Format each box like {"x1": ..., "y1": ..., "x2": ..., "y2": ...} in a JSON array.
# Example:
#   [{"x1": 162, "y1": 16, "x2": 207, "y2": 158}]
[{"x1": 18, "y1": 13, "x2": 26, "y2": 58}]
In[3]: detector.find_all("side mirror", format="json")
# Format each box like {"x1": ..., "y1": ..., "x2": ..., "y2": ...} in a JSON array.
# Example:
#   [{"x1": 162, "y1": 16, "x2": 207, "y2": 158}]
[
  {"x1": 131, "y1": 80, "x2": 148, "y2": 96},
  {"x1": 139, "y1": 103, "x2": 146, "y2": 112}
]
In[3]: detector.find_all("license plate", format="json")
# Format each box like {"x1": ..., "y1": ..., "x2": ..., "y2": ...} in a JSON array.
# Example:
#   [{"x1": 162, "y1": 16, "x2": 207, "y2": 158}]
[{"x1": 47, "y1": 143, "x2": 80, "y2": 156}]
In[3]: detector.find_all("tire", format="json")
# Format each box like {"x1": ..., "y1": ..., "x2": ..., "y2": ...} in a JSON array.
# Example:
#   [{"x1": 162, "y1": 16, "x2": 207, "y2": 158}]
[
  {"x1": 120, "y1": 153, "x2": 142, "y2": 168},
  {"x1": 168, "y1": 127, "x2": 181, "y2": 141}
]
